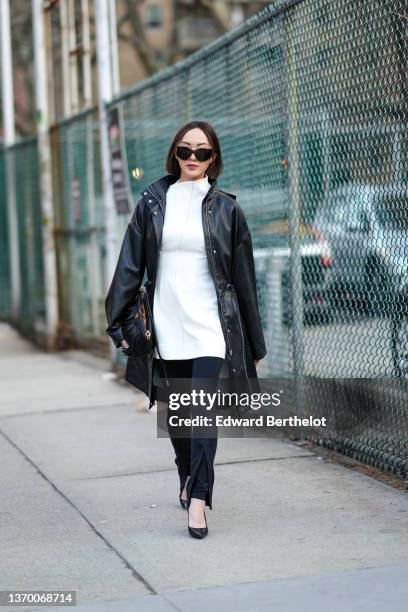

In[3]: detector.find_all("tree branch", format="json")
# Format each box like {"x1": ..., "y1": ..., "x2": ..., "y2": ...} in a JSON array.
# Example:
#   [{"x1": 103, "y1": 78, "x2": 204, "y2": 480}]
[
  {"x1": 198, "y1": 0, "x2": 231, "y2": 32},
  {"x1": 121, "y1": 0, "x2": 160, "y2": 75}
]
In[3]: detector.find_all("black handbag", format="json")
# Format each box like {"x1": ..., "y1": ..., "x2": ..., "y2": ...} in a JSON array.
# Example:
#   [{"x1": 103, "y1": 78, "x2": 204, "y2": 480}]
[
  {"x1": 120, "y1": 280, "x2": 167, "y2": 362},
  {"x1": 121, "y1": 282, "x2": 155, "y2": 358},
  {"x1": 121, "y1": 280, "x2": 170, "y2": 390}
]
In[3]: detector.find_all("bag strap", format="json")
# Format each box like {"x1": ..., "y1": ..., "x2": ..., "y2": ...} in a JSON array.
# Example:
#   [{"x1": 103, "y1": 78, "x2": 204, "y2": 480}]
[
  {"x1": 143, "y1": 280, "x2": 169, "y2": 386},
  {"x1": 139, "y1": 287, "x2": 151, "y2": 339}
]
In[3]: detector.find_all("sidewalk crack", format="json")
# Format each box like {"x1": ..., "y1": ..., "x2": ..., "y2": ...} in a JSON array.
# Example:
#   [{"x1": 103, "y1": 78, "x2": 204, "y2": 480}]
[{"x1": 0, "y1": 426, "x2": 157, "y2": 595}]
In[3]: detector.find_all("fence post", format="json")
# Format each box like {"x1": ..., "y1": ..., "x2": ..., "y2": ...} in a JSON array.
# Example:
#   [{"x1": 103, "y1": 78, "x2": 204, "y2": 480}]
[
  {"x1": 108, "y1": 0, "x2": 121, "y2": 96},
  {"x1": 95, "y1": 0, "x2": 118, "y2": 362},
  {"x1": 32, "y1": 0, "x2": 59, "y2": 350},
  {"x1": 283, "y1": 9, "x2": 305, "y2": 416}
]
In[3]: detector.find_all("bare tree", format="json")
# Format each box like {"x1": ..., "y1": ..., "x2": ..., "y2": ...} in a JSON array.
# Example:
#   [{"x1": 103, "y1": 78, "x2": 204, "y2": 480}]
[
  {"x1": 198, "y1": 0, "x2": 231, "y2": 32},
  {"x1": 117, "y1": 0, "x2": 159, "y2": 75},
  {"x1": 11, "y1": 2, "x2": 36, "y2": 136},
  {"x1": 116, "y1": 0, "x2": 234, "y2": 74}
]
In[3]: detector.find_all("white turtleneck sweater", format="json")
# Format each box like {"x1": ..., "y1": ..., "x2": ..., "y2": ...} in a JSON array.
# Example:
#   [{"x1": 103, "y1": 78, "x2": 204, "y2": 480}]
[{"x1": 152, "y1": 174, "x2": 226, "y2": 360}]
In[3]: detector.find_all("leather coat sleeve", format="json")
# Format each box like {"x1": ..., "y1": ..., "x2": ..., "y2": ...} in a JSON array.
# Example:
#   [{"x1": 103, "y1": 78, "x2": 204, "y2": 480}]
[
  {"x1": 105, "y1": 199, "x2": 146, "y2": 348},
  {"x1": 232, "y1": 203, "x2": 267, "y2": 361}
]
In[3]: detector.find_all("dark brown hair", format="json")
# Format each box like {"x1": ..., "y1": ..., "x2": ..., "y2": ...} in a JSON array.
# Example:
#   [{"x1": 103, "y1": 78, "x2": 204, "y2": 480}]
[{"x1": 165, "y1": 121, "x2": 223, "y2": 179}]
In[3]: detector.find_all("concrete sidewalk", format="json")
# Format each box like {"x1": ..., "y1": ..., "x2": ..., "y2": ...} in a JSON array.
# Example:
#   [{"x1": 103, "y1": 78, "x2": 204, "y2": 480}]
[{"x1": 0, "y1": 322, "x2": 407, "y2": 611}]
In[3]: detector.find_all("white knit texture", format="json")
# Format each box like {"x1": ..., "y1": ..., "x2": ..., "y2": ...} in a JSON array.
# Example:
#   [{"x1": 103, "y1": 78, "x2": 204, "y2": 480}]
[{"x1": 152, "y1": 175, "x2": 226, "y2": 360}]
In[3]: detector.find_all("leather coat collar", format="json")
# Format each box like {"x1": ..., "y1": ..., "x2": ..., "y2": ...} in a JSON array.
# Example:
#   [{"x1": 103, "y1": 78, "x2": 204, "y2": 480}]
[
  {"x1": 140, "y1": 173, "x2": 177, "y2": 202},
  {"x1": 141, "y1": 173, "x2": 237, "y2": 208}
]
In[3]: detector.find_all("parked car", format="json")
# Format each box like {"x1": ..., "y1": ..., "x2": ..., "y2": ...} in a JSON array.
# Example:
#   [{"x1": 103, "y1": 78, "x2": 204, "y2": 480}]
[
  {"x1": 254, "y1": 220, "x2": 334, "y2": 325},
  {"x1": 312, "y1": 184, "x2": 408, "y2": 316},
  {"x1": 391, "y1": 309, "x2": 408, "y2": 378},
  {"x1": 391, "y1": 283, "x2": 408, "y2": 378}
]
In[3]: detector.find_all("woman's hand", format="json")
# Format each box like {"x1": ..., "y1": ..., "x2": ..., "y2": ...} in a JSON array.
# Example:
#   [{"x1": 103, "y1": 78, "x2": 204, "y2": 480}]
[
  {"x1": 254, "y1": 359, "x2": 260, "y2": 368},
  {"x1": 120, "y1": 339, "x2": 131, "y2": 355},
  {"x1": 120, "y1": 339, "x2": 131, "y2": 357}
]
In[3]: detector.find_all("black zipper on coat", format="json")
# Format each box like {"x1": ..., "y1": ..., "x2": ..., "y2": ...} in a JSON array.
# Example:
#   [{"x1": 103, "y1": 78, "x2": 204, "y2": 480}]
[
  {"x1": 204, "y1": 189, "x2": 253, "y2": 393},
  {"x1": 204, "y1": 190, "x2": 234, "y2": 361}
]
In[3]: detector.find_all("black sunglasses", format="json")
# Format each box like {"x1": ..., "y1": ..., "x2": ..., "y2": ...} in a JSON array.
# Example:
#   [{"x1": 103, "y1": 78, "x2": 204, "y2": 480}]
[{"x1": 176, "y1": 145, "x2": 214, "y2": 162}]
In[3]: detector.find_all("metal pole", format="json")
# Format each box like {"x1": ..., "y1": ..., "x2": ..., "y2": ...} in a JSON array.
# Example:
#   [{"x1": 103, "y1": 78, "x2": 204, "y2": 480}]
[
  {"x1": 0, "y1": 0, "x2": 15, "y2": 144},
  {"x1": 81, "y1": 0, "x2": 92, "y2": 107},
  {"x1": 284, "y1": 10, "x2": 304, "y2": 412},
  {"x1": 68, "y1": 0, "x2": 79, "y2": 113},
  {"x1": 82, "y1": 0, "x2": 101, "y2": 338},
  {"x1": 0, "y1": 0, "x2": 20, "y2": 323},
  {"x1": 60, "y1": 0, "x2": 72, "y2": 116},
  {"x1": 95, "y1": 0, "x2": 117, "y2": 360},
  {"x1": 32, "y1": 0, "x2": 59, "y2": 350},
  {"x1": 86, "y1": 107, "x2": 102, "y2": 338},
  {"x1": 44, "y1": 6, "x2": 56, "y2": 124},
  {"x1": 108, "y1": 0, "x2": 120, "y2": 95}
]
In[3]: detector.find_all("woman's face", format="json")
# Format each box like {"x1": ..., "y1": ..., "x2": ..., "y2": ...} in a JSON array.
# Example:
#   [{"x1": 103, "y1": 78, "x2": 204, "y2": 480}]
[{"x1": 175, "y1": 128, "x2": 215, "y2": 181}]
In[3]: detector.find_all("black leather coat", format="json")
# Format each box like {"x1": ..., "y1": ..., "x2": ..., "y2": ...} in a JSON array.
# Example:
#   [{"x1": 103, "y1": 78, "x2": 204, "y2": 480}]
[{"x1": 105, "y1": 173, "x2": 267, "y2": 409}]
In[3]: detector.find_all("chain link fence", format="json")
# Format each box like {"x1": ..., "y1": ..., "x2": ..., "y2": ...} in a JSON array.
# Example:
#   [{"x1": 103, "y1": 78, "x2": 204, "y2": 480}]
[
  {"x1": 0, "y1": 139, "x2": 46, "y2": 340},
  {"x1": 0, "y1": 144, "x2": 11, "y2": 320},
  {"x1": 279, "y1": 0, "x2": 407, "y2": 475},
  {"x1": 14, "y1": 138, "x2": 46, "y2": 340},
  {"x1": 50, "y1": 109, "x2": 106, "y2": 350},
  {"x1": 0, "y1": 0, "x2": 407, "y2": 474}
]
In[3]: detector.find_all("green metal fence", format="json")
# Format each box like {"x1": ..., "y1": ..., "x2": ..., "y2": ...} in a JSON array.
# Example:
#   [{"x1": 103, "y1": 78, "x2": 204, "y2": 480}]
[
  {"x1": 0, "y1": 145, "x2": 11, "y2": 321},
  {"x1": 14, "y1": 138, "x2": 46, "y2": 340},
  {"x1": 1, "y1": 0, "x2": 407, "y2": 476},
  {"x1": 1, "y1": 139, "x2": 46, "y2": 341},
  {"x1": 50, "y1": 108, "x2": 106, "y2": 350}
]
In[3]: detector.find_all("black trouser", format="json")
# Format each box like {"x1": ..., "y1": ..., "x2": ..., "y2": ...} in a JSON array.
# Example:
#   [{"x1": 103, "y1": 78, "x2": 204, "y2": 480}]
[{"x1": 158, "y1": 356, "x2": 224, "y2": 510}]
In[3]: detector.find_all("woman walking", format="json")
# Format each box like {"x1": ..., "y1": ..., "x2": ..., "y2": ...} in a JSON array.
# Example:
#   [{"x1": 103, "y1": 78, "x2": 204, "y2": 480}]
[{"x1": 105, "y1": 121, "x2": 266, "y2": 539}]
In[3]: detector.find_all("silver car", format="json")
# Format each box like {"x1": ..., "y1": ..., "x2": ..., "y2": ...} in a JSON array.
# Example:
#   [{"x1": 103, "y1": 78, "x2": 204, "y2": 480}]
[{"x1": 312, "y1": 183, "x2": 408, "y2": 315}]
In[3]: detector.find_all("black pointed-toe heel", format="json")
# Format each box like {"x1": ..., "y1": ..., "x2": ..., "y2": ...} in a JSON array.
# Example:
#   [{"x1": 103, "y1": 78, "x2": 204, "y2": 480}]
[
  {"x1": 179, "y1": 492, "x2": 188, "y2": 510},
  {"x1": 188, "y1": 510, "x2": 208, "y2": 539},
  {"x1": 179, "y1": 476, "x2": 190, "y2": 510}
]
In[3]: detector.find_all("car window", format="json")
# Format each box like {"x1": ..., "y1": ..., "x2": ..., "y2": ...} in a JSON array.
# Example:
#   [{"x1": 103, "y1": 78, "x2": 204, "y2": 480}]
[
  {"x1": 322, "y1": 193, "x2": 369, "y2": 226},
  {"x1": 375, "y1": 196, "x2": 408, "y2": 229}
]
